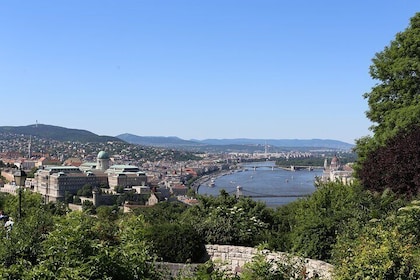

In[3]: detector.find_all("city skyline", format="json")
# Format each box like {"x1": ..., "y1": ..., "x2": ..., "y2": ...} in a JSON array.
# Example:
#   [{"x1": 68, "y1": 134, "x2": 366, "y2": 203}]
[{"x1": 1, "y1": 1, "x2": 419, "y2": 144}]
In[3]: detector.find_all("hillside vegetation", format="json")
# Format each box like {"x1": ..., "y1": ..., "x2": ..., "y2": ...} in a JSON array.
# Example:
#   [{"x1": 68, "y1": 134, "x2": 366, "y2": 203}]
[{"x1": 0, "y1": 124, "x2": 122, "y2": 143}]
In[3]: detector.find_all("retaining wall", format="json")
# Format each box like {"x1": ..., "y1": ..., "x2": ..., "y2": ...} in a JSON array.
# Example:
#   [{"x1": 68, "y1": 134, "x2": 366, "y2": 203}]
[{"x1": 205, "y1": 244, "x2": 334, "y2": 279}]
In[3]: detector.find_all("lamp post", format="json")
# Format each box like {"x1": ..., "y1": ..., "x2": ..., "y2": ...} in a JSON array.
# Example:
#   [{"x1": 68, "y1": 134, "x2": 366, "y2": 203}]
[{"x1": 14, "y1": 168, "x2": 27, "y2": 219}]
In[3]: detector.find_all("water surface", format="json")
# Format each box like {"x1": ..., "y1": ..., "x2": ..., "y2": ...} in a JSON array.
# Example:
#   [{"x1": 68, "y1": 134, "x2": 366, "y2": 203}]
[{"x1": 198, "y1": 161, "x2": 322, "y2": 207}]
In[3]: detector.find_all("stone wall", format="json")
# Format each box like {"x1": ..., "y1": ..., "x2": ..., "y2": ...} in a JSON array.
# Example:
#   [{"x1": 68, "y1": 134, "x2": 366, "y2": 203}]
[{"x1": 205, "y1": 245, "x2": 334, "y2": 279}]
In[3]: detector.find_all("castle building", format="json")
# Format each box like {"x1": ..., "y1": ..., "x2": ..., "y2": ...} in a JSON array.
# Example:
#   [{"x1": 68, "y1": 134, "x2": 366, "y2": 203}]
[
  {"x1": 34, "y1": 151, "x2": 147, "y2": 202},
  {"x1": 35, "y1": 166, "x2": 108, "y2": 203},
  {"x1": 106, "y1": 165, "x2": 147, "y2": 189}
]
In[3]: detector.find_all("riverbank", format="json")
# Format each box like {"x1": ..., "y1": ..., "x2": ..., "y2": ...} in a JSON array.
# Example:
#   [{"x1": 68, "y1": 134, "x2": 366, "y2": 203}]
[{"x1": 192, "y1": 167, "x2": 242, "y2": 194}]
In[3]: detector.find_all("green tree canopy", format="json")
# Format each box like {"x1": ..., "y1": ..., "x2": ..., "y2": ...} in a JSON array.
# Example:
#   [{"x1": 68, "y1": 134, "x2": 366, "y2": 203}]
[
  {"x1": 182, "y1": 192, "x2": 271, "y2": 247},
  {"x1": 356, "y1": 12, "x2": 420, "y2": 168},
  {"x1": 364, "y1": 12, "x2": 420, "y2": 142},
  {"x1": 333, "y1": 201, "x2": 420, "y2": 279},
  {"x1": 355, "y1": 12, "x2": 420, "y2": 200},
  {"x1": 145, "y1": 222, "x2": 206, "y2": 263},
  {"x1": 357, "y1": 126, "x2": 420, "y2": 196},
  {"x1": 289, "y1": 182, "x2": 373, "y2": 261}
]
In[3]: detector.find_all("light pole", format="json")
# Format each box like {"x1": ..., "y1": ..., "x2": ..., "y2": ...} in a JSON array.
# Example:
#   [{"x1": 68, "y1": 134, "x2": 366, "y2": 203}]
[{"x1": 14, "y1": 168, "x2": 27, "y2": 220}]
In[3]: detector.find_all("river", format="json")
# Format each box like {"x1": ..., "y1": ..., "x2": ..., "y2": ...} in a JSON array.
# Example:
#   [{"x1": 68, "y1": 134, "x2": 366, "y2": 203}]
[{"x1": 198, "y1": 161, "x2": 323, "y2": 208}]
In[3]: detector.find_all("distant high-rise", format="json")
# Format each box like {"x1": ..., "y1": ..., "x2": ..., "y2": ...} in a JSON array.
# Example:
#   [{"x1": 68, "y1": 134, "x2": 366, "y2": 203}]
[{"x1": 28, "y1": 135, "x2": 32, "y2": 159}]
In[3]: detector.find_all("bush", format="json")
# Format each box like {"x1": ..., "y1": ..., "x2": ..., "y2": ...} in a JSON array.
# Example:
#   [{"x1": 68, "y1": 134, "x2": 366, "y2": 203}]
[
  {"x1": 333, "y1": 203, "x2": 420, "y2": 279},
  {"x1": 145, "y1": 222, "x2": 206, "y2": 263}
]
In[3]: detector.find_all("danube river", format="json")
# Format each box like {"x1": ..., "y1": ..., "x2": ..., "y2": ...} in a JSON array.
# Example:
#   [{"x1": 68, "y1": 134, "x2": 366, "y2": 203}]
[{"x1": 198, "y1": 161, "x2": 323, "y2": 208}]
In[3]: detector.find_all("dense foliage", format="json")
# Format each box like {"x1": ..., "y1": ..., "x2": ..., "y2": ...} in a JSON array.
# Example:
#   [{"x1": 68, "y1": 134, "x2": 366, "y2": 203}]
[
  {"x1": 288, "y1": 183, "x2": 372, "y2": 260},
  {"x1": 344, "y1": 12, "x2": 420, "y2": 278},
  {"x1": 183, "y1": 191, "x2": 273, "y2": 247},
  {"x1": 275, "y1": 153, "x2": 357, "y2": 169},
  {"x1": 355, "y1": 12, "x2": 420, "y2": 168},
  {"x1": 358, "y1": 126, "x2": 420, "y2": 196},
  {"x1": 0, "y1": 192, "x2": 161, "y2": 279},
  {"x1": 0, "y1": 176, "x2": 419, "y2": 279},
  {"x1": 364, "y1": 12, "x2": 420, "y2": 141},
  {"x1": 145, "y1": 223, "x2": 206, "y2": 263},
  {"x1": 333, "y1": 200, "x2": 420, "y2": 279},
  {"x1": 275, "y1": 157, "x2": 325, "y2": 168}
]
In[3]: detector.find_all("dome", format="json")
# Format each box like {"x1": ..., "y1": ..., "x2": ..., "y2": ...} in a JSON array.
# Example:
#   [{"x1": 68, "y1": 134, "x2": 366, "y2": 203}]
[{"x1": 97, "y1": 151, "x2": 110, "y2": 160}]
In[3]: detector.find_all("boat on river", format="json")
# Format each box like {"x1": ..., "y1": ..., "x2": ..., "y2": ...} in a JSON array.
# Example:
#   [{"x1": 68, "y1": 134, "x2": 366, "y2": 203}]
[{"x1": 208, "y1": 179, "x2": 215, "y2": 187}]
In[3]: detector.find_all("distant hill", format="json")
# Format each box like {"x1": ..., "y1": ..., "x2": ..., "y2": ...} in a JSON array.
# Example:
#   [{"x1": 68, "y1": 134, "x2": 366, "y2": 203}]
[
  {"x1": 0, "y1": 124, "x2": 354, "y2": 150},
  {"x1": 118, "y1": 133, "x2": 354, "y2": 151},
  {"x1": 116, "y1": 133, "x2": 201, "y2": 147},
  {"x1": 0, "y1": 124, "x2": 123, "y2": 143}
]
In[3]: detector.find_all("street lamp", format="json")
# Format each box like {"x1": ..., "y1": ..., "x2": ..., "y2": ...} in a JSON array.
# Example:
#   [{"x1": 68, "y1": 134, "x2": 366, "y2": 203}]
[{"x1": 14, "y1": 168, "x2": 27, "y2": 219}]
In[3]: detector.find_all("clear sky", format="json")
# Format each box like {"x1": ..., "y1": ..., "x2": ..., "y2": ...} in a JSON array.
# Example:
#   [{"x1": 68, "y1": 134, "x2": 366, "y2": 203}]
[{"x1": 1, "y1": 1, "x2": 419, "y2": 144}]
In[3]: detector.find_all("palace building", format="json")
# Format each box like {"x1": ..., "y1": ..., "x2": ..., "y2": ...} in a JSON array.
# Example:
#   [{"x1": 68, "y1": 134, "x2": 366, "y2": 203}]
[
  {"x1": 34, "y1": 151, "x2": 147, "y2": 202},
  {"x1": 321, "y1": 155, "x2": 354, "y2": 185}
]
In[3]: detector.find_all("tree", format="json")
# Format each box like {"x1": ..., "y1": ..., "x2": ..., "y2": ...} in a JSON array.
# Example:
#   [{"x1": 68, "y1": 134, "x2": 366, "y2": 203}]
[
  {"x1": 240, "y1": 251, "x2": 306, "y2": 280},
  {"x1": 3, "y1": 191, "x2": 44, "y2": 220},
  {"x1": 182, "y1": 192, "x2": 271, "y2": 247},
  {"x1": 357, "y1": 126, "x2": 420, "y2": 196},
  {"x1": 28, "y1": 212, "x2": 160, "y2": 279},
  {"x1": 134, "y1": 201, "x2": 188, "y2": 224},
  {"x1": 356, "y1": 12, "x2": 420, "y2": 168},
  {"x1": 26, "y1": 167, "x2": 39, "y2": 178},
  {"x1": 290, "y1": 182, "x2": 373, "y2": 261},
  {"x1": 333, "y1": 202, "x2": 420, "y2": 279},
  {"x1": 114, "y1": 185, "x2": 125, "y2": 193},
  {"x1": 364, "y1": 12, "x2": 420, "y2": 142},
  {"x1": 267, "y1": 201, "x2": 299, "y2": 253},
  {"x1": 145, "y1": 222, "x2": 206, "y2": 263},
  {"x1": 0, "y1": 192, "x2": 161, "y2": 279},
  {"x1": 177, "y1": 260, "x2": 231, "y2": 280},
  {"x1": 77, "y1": 184, "x2": 93, "y2": 197},
  {"x1": 32, "y1": 212, "x2": 99, "y2": 276},
  {"x1": 0, "y1": 207, "x2": 54, "y2": 279},
  {"x1": 116, "y1": 214, "x2": 161, "y2": 279},
  {"x1": 82, "y1": 200, "x2": 96, "y2": 214}
]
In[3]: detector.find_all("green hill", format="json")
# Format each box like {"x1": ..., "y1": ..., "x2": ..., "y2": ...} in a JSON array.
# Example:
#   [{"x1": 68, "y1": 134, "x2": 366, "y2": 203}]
[{"x1": 0, "y1": 124, "x2": 124, "y2": 143}]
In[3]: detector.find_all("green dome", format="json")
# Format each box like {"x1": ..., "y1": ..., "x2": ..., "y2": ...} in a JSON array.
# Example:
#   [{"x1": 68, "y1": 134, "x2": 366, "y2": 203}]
[{"x1": 97, "y1": 151, "x2": 110, "y2": 160}]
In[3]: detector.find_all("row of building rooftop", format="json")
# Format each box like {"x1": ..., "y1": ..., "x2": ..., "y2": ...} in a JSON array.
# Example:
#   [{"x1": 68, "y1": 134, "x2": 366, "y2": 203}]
[{"x1": 0, "y1": 134, "x2": 354, "y2": 209}]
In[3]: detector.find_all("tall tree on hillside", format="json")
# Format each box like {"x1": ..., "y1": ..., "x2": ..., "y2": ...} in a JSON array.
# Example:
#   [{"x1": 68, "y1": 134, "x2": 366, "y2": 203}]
[
  {"x1": 355, "y1": 12, "x2": 420, "y2": 170},
  {"x1": 364, "y1": 12, "x2": 420, "y2": 141}
]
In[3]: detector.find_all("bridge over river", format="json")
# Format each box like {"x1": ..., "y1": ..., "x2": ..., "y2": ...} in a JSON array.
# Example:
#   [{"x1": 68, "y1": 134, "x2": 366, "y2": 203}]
[
  {"x1": 246, "y1": 165, "x2": 323, "y2": 171},
  {"x1": 198, "y1": 161, "x2": 322, "y2": 207},
  {"x1": 227, "y1": 186, "x2": 312, "y2": 199}
]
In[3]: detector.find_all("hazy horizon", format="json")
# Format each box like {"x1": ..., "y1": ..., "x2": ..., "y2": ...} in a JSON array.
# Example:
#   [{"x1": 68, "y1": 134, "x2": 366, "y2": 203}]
[
  {"x1": 4, "y1": 123, "x2": 355, "y2": 144},
  {"x1": 2, "y1": 1, "x2": 419, "y2": 144}
]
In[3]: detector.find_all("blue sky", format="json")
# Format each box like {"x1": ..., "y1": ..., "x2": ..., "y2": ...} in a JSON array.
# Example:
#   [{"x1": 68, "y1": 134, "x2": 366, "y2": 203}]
[{"x1": 1, "y1": 1, "x2": 419, "y2": 144}]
